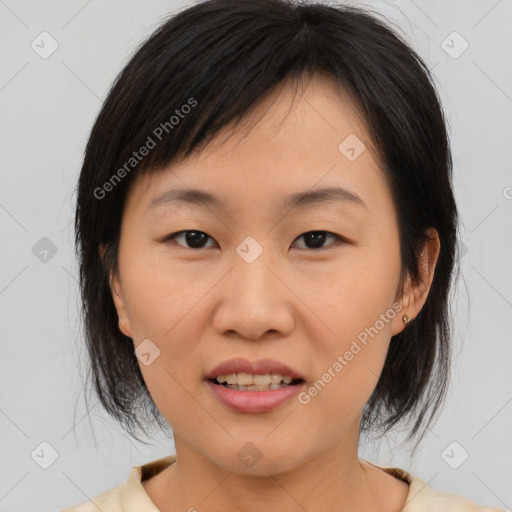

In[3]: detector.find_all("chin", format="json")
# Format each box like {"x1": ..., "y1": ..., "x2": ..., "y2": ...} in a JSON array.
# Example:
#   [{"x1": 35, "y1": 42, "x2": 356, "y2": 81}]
[{"x1": 208, "y1": 441, "x2": 306, "y2": 477}]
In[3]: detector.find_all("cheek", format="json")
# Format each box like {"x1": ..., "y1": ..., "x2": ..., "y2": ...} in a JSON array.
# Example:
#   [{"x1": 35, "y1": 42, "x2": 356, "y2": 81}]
[
  {"x1": 303, "y1": 241, "x2": 400, "y2": 338},
  {"x1": 298, "y1": 321, "x2": 392, "y2": 436},
  {"x1": 139, "y1": 355, "x2": 201, "y2": 415},
  {"x1": 297, "y1": 243, "x2": 400, "y2": 415},
  {"x1": 120, "y1": 249, "x2": 213, "y2": 341},
  {"x1": 118, "y1": 249, "x2": 213, "y2": 411}
]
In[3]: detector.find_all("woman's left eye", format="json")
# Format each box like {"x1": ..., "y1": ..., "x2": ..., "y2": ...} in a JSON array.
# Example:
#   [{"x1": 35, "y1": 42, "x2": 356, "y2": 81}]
[{"x1": 291, "y1": 231, "x2": 343, "y2": 250}]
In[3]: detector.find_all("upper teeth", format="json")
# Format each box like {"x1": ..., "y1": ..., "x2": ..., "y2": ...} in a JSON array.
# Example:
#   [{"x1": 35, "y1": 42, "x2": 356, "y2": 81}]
[{"x1": 216, "y1": 373, "x2": 294, "y2": 385}]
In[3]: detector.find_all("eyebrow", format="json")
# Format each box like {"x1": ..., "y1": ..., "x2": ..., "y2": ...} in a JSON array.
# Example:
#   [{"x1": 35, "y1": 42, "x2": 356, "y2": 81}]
[{"x1": 146, "y1": 185, "x2": 367, "y2": 213}]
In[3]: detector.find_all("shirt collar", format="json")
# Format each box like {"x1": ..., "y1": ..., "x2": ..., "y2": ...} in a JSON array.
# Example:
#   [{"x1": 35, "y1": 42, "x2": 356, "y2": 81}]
[{"x1": 121, "y1": 455, "x2": 432, "y2": 512}]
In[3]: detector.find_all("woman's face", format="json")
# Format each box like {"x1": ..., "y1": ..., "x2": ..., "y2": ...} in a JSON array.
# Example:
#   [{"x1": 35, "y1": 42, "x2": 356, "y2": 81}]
[{"x1": 110, "y1": 74, "x2": 417, "y2": 475}]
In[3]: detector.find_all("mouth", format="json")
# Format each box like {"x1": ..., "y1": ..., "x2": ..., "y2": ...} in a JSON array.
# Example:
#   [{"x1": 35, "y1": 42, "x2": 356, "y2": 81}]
[{"x1": 204, "y1": 358, "x2": 307, "y2": 413}]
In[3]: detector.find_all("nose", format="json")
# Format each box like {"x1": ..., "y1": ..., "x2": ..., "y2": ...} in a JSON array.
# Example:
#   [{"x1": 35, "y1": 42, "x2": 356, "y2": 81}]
[{"x1": 212, "y1": 249, "x2": 295, "y2": 341}]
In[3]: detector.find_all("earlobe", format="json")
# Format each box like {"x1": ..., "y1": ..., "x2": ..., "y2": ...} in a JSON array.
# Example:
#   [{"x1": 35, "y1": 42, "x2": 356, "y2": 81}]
[
  {"x1": 109, "y1": 271, "x2": 132, "y2": 338},
  {"x1": 391, "y1": 285, "x2": 412, "y2": 336},
  {"x1": 391, "y1": 228, "x2": 440, "y2": 337},
  {"x1": 102, "y1": 247, "x2": 133, "y2": 339},
  {"x1": 99, "y1": 243, "x2": 107, "y2": 260},
  {"x1": 117, "y1": 316, "x2": 132, "y2": 338}
]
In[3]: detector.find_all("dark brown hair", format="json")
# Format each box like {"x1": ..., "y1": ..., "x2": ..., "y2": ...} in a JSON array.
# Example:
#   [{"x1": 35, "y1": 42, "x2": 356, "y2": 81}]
[{"x1": 74, "y1": 0, "x2": 459, "y2": 450}]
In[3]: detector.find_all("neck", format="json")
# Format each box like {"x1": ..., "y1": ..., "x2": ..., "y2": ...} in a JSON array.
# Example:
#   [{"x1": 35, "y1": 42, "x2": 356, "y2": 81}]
[{"x1": 145, "y1": 425, "x2": 395, "y2": 512}]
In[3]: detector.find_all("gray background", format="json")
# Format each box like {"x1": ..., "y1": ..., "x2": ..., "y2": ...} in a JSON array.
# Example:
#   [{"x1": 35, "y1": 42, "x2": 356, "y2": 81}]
[{"x1": 0, "y1": 0, "x2": 511, "y2": 510}]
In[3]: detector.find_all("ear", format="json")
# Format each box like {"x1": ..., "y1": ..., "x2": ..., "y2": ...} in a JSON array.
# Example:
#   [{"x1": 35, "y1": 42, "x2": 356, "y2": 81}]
[
  {"x1": 99, "y1": 243, "x2": 133, "y2": 338},
  {"x1": 391, "y1": 228, "x2": 440, "y2": 336}
]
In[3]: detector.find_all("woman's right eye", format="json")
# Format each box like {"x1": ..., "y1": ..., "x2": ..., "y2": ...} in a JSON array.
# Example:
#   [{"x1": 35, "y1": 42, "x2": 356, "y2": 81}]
[{"x1": 164, "y1": 230, "x2": 217, "y2": 249}]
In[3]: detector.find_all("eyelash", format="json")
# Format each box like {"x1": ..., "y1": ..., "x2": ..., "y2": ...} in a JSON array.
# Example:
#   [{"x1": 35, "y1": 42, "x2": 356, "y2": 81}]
[{"x1": 163, "y1": 230, "x2": 345, "y2": 251}]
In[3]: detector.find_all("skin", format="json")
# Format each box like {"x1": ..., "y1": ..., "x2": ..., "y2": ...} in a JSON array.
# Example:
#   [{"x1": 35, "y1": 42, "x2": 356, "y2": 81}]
[{"x1": 108, "y1": 72, "x2": 440, "y2": 512}]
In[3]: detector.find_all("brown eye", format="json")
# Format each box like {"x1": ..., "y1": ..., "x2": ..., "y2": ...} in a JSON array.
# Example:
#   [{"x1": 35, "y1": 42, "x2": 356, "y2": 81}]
[
  {"x1": 165, "y1": 230, "x2": 216, "y2": 249},
  {"x1": 292, "y1": 231, "x2": 343, "y2": 250}
]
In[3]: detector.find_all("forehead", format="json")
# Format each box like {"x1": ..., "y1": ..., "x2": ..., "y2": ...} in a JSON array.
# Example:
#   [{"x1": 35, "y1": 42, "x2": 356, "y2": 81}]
[{"x1": 126, "y1": 73, "x2": 389, "y2": 215}]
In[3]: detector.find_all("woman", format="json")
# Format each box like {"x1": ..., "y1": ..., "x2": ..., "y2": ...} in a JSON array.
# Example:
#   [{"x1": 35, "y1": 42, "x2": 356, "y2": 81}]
[{"x1": 63, "y1": 0, "x2": 504, "y2": 510}]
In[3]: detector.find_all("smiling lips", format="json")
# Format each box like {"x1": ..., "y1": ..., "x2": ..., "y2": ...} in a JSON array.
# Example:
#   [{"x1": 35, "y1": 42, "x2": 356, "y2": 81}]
[
  {"x1": 205, "y1": 357, "x2": 307, "y2": 413},
  {"x1": 216, "y1": 372, "x2": 295, "y2": 390},
  {"x1": 206, "y1": 357, "x2": 306, "y2": 382}
]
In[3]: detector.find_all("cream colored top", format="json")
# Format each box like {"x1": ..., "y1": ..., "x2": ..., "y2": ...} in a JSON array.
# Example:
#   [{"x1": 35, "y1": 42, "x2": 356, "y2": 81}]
[{"x1": 61, "y1": 455, "x2": 506, "y2": 511}]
